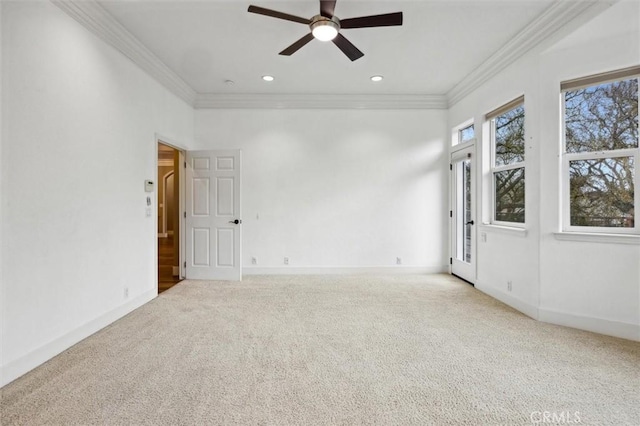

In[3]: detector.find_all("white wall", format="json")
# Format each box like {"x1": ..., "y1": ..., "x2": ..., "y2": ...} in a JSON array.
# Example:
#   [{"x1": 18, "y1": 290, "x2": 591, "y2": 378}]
[
  {"x1": 195, "y1": 109, "x2": 448, "y2": 273},
  {"x1": 449, "y1": 50, "x2": 542, "y2": 317},
  {"x1": 448, "y1": 0, "x2": 640, "y2": 340},
  {"x1": 0, "y1": 0, "x2": 5, "y2": 377},
  {"x1": 537, "y1": 1, "x2": 640, "y2": 339},
  {"x1": 0, "y1": 1, "x2": 194, "y2": 386}
]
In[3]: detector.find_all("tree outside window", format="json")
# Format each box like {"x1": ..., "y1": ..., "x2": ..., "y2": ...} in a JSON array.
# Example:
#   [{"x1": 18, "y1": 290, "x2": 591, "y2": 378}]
[
  {"x1": 564, "y1": 75, "x2": 638, "y2": 231},
  {"x1": 490, "y1": 102, "x2": 525, "y2": 224}
]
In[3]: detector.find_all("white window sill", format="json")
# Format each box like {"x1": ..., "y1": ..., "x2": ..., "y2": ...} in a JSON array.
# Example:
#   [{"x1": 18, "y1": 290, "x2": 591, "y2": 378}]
[
  {"x1": 479, "y1": 224, "x2": 528, "y2": 238},
  {"x1": 553, "y1": 232, "x2": 640, "y2": 245}
]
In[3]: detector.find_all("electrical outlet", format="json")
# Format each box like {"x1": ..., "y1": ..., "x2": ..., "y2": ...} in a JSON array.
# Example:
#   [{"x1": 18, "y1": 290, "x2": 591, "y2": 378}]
[
  {"x1": 251, "y1": 257, "x2": 257, "y2": 265},
  {"x1": 284, "y1": 257, "x2": 289, "y2": 265},
  {"x1": 507, "y1": 281, "x2": 512, "y2": 292},
  {"x1": 124, "y1": 287, "x2": 129, "y2": 298},
  {"x1": 396, "y1": 257, "x2": 402, "y2": 265}
]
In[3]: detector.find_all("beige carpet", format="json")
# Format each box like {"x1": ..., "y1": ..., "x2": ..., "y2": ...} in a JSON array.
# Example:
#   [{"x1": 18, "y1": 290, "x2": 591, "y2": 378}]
[{"x1": 1, "y1": 275, "x2": 639, "y2": 425}]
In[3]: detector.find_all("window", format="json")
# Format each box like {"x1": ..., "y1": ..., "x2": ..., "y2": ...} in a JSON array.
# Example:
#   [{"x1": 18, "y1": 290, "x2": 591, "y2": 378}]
[
  {"x1": 562, "y1": 67, "x2": 639, "y2": 234},
  {"x1": 459, "y1": 124, "x2": 475, "y2": 144},
  {"x1": 452, "y1": 121, "x2": 475, "y2": 146},
  {"x1": 487, "y1": 97, "x2": 525, "y2": 224}
]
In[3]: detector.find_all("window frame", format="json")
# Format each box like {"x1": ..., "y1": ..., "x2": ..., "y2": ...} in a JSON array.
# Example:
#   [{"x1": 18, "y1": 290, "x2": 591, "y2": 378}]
[
  {"x1": 561, "y1": 68, "x2": 640, "y2": 235},
  {"x1": 458, "y1": 123, "x2": 475, "y2": 145},
  {"x1": 487, "y1": 97, "x2": 526, "y2": 228},
  {"x1": 452, "y1": 119, "x2": 475, "y2": 146}
]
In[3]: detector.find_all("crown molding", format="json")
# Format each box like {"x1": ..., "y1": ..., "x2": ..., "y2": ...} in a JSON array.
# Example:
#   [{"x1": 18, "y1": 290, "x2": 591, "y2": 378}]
[
  {"x1": 51, "y1": 0, "x2": 616, "y2": 111},
  {"x1": 446, "y1": 0, "x2": 616, "y2": 107},
  {"x1": 51, "y1": 0, "x2": 197, "y2": 106},
  {"x1": 194, "y1": 93, "x2": 448, "y2": 110},
  {"x1": 50, "y1": 0, "x2": 444, "y2": 110}
]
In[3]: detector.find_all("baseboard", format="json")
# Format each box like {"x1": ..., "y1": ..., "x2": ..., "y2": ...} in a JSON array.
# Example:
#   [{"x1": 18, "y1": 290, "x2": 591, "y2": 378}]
[
  {"x1": 243, "y1": 265, "x2": 448, "y2": 275},
  {"x1": 474, "y1": 282, "x2": 639, "y2": 341},
  {"x1": 474, "y1": 281, "x2": 539, "y2": 320},
  {"x1": 0, "y1": 289, "x2": 156, "y2": 388},
  {"x1": 538, "y1": 308, "x2": 640, "y2": 342}
]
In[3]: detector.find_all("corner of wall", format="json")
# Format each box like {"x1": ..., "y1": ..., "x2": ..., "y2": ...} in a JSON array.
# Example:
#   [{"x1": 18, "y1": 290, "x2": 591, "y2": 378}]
[{"x1": 475, "y1": 281, "x2": 539, "y2": 320}]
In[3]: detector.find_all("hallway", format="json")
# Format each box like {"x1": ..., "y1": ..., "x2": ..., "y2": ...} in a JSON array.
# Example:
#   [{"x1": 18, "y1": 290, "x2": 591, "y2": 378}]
[{"x1": 158, "y1": 236, "x2": 181, "y2": 293}]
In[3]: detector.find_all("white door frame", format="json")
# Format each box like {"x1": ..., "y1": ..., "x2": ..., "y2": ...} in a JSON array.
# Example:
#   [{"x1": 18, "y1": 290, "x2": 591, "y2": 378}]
[
  {"x1": 450, "y1": 142, "x2": 476, "y2": 284},
  {"x1": 156, "y1": 135, "x2": 187, "y2": 280}
]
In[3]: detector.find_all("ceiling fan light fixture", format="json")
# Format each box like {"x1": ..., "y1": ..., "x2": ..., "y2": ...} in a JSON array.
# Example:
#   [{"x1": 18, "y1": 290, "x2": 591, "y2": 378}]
[
  {"x1": 310, "y1": 16, "x2": 340, "y2": 41},
  {"x1": 247, "y1": 2, "x2": 403, "y2": 61}
]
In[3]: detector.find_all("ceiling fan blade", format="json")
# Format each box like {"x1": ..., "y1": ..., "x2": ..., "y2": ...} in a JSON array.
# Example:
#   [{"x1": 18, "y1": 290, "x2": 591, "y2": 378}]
[
  {"x1": 340, "y1": 12, "x2": 403, "y2": 29},
  {"x1": 247, "y1": 5, "x2": 310, "y2": 25},
  {"x1": 332, "y1": 33, "x2": 364, "y2": 61},
  {"x1": 320, "y1": 0, "x2": 337, "y2": 18},
  {"x1": 279, "y1": 33, "x2": 315, "y2": 56}
]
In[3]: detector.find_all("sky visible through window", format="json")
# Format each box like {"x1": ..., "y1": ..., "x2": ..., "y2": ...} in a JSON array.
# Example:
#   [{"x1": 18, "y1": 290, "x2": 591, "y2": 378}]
[{"x1": 459, "y1": 124, "x2": 475, "y2": 143}]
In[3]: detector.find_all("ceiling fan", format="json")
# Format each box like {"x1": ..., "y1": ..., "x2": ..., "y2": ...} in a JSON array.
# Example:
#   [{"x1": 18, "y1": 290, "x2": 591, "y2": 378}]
[{"x1": 247, "y1": 0, "x2": 403, "y2": 61}]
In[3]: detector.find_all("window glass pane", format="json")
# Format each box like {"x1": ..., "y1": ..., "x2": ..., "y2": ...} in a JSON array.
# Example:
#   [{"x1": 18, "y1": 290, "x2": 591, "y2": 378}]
[
  {"x1": 494, "y1": 105, "x2": 525, "y2": 166},
  {"x1": 569, "y1": 157, "x2": 635, "y2": 227},
  {"x1": 495, "y1": 167, "x2": 525, "y2": 223},
  {"x1": 459, "y1": 124, "x2": 475, "y2": 143},
  {"x1": 565, "y1": 78, "x2": 639, "y2": 154},
  {"x1": 463, "y1": 159, "x2": 472, "y2": 263}
]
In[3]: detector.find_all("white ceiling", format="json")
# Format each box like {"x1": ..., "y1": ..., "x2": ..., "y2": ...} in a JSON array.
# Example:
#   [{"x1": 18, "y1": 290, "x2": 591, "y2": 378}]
[{"x1": 97, "y1": 0, "x2": 556, "y2": 96}]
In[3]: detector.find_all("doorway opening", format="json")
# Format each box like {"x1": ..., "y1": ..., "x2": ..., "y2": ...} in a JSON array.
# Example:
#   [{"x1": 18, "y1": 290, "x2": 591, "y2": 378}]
[{"x1": 158, "y1": 142, "x2": 182, "y2": 293}]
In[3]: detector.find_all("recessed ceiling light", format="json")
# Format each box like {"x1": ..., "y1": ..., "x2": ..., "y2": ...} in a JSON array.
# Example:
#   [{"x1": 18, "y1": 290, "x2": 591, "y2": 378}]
[
  {"x1": 224, "y1": 79, "x2": 235, "y2": 86},
  {"x1": 370, "y1": 75, "x2": 384, "y2": 82},
  {"x1": 262, "y1": 75, "x2": 274, "y2": 82}
]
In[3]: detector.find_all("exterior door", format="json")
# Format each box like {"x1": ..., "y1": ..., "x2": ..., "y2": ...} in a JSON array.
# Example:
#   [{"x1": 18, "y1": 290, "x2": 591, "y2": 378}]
[
  {"x1": 451, "y1": 145, "x2": 476, "y2": 283},
  {"x1": 185, "y1": 150, "x2": 242, "y2": 280}
]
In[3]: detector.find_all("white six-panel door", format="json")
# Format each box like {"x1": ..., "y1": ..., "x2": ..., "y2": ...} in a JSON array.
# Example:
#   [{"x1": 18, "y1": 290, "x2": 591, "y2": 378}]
[{"x1": 185, "y1": 150, "x2": 242, "y2": 280}]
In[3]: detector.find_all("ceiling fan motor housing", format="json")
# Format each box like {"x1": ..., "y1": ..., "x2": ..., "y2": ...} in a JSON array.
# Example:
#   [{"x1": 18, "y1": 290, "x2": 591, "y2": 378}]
[{"x1": 310, "y1": 15, "x2": 341, "y2": 41}]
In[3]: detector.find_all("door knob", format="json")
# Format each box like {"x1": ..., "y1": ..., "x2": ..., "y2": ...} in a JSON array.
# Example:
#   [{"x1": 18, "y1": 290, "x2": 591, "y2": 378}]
[
  {"x1": 229, "y1": 219, "x2": 242, "y2": 224},
  {"x1": 465, "y1": 220, "x2": 475, "y2": 225}
]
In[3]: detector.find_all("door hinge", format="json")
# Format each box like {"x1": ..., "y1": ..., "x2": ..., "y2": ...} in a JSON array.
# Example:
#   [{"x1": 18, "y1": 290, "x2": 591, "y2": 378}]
[
  {"x1": 183, "y1": 261, "x2": 186, "y2": 268},
  {"x1": 449, "y1": 164, "x2": 452, "y2": 171},
  {"x1": 449, "y1": 210, "x2": 453, "y2": 218},
  {"x1": 467, "y1": 153, "x2": 471, "y2": 158},
  {"x1": 449, "y1": 257, "x2": 453, "y2": 265},
  {"x1": 183, "y1": 211, "x2": 186, "y2": 218},
  {"x1": 184, "y1": 161, "x2": 187, "y2": 168}
]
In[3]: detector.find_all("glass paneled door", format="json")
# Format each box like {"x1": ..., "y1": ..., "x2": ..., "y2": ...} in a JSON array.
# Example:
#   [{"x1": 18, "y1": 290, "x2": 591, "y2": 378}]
[{"x1": 451, "y1": 145, "x2": 476, "y2": 283}]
